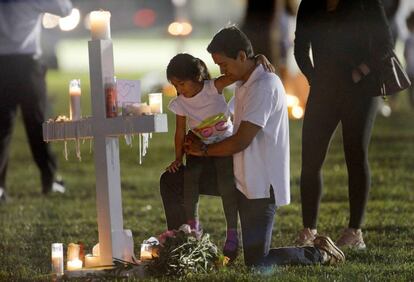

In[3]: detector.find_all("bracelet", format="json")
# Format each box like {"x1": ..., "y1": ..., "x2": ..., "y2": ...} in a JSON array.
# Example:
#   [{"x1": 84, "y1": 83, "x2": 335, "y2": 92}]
[{"x1": 201, "y1": 143, "x2": 208, "y2": 157}]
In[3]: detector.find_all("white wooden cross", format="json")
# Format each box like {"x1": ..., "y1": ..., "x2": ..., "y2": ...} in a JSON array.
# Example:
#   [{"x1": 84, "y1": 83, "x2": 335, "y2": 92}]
[{"x1": 43, "y1": 39, "x2": 168, "y2": 266}]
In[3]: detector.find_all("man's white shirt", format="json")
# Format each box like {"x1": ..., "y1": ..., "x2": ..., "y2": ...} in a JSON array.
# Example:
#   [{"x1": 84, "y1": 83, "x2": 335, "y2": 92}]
[{"x1": 232, "y1": 65, "x2": 290, "y2": 206}]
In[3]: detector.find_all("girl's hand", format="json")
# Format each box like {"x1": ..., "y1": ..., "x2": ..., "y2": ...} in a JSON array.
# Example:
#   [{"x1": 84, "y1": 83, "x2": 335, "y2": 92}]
[
  {"x1": 255, "y1": 54, "x2": 276, "y2": 73},
  {"x1": 166, "y1": 160, "x2": 182, "y2": 173}
]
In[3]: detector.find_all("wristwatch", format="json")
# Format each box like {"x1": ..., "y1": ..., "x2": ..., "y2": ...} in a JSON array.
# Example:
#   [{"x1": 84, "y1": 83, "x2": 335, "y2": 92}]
[{"x1": 201, "y1": 143, "x2": 208, "y2": 157}]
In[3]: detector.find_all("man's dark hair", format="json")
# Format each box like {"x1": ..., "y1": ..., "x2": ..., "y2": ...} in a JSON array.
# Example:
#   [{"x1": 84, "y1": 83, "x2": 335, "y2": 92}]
[{"x1": 207, "y1": 26, "x2": 255, "y2": 59}]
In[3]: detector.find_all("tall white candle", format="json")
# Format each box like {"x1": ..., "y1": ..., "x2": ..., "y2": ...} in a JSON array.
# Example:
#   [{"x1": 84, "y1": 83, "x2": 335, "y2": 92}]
[
  {"x1": 51, "y1": 243, "x2": 64, "y2": 276},
  {"x1": 148, "y1": 93, "x2": 163, "y2": 114},
  {"x1": 90, "y1": 11, "x2": 111, "y2": 40},
  {"x1": 69, "y1": 79, "x2": 81, "y2": 121}
]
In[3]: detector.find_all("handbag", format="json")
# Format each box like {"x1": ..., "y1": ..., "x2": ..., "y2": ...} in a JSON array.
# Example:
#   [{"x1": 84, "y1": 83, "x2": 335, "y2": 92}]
[
  {"x1": 377, "y1": 49, "x2": 411, "y2": 97},
  {"x1": 359, "y1": 0, "x2": 411, "y2": 97}
]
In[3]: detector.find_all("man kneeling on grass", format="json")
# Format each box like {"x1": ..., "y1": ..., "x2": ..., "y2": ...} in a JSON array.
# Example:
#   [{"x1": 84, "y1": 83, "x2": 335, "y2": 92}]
[{"x1": 161, "y1": 26, "x2": 345, "y2": 267}]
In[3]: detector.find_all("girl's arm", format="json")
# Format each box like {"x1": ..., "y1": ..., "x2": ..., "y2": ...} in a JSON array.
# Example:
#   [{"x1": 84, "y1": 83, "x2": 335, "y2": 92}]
[
  {"x1": 255, "y1": 54, "x2": 276, "y2": 73},
  {"x1": 174, "y1": 114, "x2": 186, "y2": 161},
  {"x1": 214, "y1": 75, "x2": 235, "y2": 94},
  {"x1": 214, "y1": 54, "x2": 275, "y2": 94},
  {"x1": 166, "y1": 114, "x2": 186, "y2": 173}
]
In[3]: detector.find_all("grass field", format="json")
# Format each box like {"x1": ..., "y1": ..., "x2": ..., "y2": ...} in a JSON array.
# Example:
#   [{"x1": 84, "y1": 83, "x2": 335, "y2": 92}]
[{"x1": 0, "y1": 71, "x2": 413, "y2": 281}]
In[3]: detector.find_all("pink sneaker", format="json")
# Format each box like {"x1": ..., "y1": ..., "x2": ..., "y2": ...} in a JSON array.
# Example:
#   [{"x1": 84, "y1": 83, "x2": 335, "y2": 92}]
[
  {"x1": 295, "y1": 228, "x2": 317, "y2": 246},
  {"x1": 336, "y1": 228, "x2": 366, "y2": 250}
]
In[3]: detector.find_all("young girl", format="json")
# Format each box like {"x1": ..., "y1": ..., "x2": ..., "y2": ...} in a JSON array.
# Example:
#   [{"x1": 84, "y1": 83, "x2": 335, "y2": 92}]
[{"x1": 166, "y1": 53, "x2": 238, "y2": 260}]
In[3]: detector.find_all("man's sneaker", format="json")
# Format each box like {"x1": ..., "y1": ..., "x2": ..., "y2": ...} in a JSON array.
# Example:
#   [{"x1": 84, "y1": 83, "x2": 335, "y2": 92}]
[
  {"x1": 0, "y1": 187, "x2": 7, "y2": 204},
  {"x1": 295, "y1": 228, "x2": 317, "y2": 246},
  {"x1": 336, "y1": 228, "x2": 366, "y2": 250},
  {"x1": 51, "y1": 180, "x2": 65, "y2": 193},
  {"x1": 314, "y1": 235, "x2": 345, "y2": 265}
]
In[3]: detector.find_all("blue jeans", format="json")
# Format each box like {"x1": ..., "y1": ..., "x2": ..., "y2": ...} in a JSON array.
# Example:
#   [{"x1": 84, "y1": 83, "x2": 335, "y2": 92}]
[{"x1": 237, "y1": 189, "x2": 322, "y2": 266}]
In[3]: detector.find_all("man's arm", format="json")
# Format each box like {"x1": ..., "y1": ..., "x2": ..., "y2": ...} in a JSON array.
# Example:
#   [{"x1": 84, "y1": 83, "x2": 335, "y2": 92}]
[
  {"x1": 293, "y1": 0, "x2": 314, "y2": 84},
  {"x1": 185, "y1": 121, "x2": 261, "y2": 157}
]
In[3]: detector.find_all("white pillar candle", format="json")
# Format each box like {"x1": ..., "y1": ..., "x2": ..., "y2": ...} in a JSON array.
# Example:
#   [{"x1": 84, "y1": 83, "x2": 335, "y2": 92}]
[
  {"x1": 69, "y1": 79, "x2": 81, "y2": 121},
  {"x1": 51, "y1": 243, "x2": 64, "y2": 276},
  {"x1": 148, "y1": 93, "x2": 163, "y2": 114},
  {"x1": 92, "y1": 243, "x2": 100, "y2": 257},
  {"x1": 90, "y1": 11, "x2": 111, "y2": 40},
  {"x1": 85, "y1": 254, "x2": 100, "y2": 268},
  {"x1": 67, "y1": 259, "x2": 83, "y2": 271},
  {"x1": 67, "y1": 243, "x2": 80, "y2": 261}
]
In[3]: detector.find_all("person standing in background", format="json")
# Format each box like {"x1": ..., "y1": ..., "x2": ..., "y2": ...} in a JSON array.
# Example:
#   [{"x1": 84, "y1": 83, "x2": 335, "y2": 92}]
[
  {"x1": 294, "y1": 0, "x2": 393, "y2": 249},
  {"x1": 0, "y1": 0, "x2": 73, "y2": 203}
]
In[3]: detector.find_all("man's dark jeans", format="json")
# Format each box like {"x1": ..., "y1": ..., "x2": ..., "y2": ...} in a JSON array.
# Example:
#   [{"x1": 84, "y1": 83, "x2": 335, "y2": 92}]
[
  {"x1": 237, "y1": 189, "x2": 322, "y2": 266},
  {"x1": 160, "y1": 163, "x2": 323, "y2": 266}
]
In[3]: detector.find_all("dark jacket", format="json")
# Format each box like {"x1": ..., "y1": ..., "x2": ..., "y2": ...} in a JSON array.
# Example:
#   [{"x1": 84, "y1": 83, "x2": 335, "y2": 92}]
[{"x1": 294, "y1": 0, "x2": 393, "y2": 84}]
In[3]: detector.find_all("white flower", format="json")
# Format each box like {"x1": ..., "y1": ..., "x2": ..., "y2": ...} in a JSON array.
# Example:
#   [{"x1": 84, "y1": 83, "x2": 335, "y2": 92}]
[{"x1": 178, "y1": 224, "x2": 192, "y2": 234}]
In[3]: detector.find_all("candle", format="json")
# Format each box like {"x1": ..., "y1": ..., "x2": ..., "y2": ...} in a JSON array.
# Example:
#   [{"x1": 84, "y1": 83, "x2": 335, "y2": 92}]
[
  {"x1": 90, "y1": 11, "x2": 111, "y2": 40},
  {"x1": 105, "y1": 77, "x2": 118, "y2": 118},
  {"x1": 92, "y1": 243, "x2": 100, "y2": 257},
  {"x1": 69, "y1": 79, "x2": 81, "y2": 121},
  {"x1": 67, "y1": 243, "x2": 80, "y2": 261},
  {"x1": 85, "y1": 254, "x2": 100, "y2": 268},
  {"x1": 67, "y1": 259, "x2": 83, "y2": 271},
  {"x1": 148, "y1": 93, "x2": 163, "y2": 114},
  {"x1": 140, "y1": 243, "x2": 153, "y2": 261},
  {"x1": 51, "y1": 243, "x2": 64, "y2": 276}
]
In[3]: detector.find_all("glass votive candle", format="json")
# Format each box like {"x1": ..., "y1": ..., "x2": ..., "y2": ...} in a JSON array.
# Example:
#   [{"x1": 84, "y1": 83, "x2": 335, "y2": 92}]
[
  {"x1": 140, "y1": 243, "x2": 153, "y2": 261},
  {"x1": 148, "y1": 93, "x2": 163, "y2": 114},
  {"x1": 51, "y1": 243, "x2": 64, "y2": 276}
]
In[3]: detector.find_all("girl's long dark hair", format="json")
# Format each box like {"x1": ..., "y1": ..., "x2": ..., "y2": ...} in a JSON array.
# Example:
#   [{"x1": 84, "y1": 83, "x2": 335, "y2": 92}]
[{"x1": 166, "y1": 53, "x2": 211, "y2": 82}]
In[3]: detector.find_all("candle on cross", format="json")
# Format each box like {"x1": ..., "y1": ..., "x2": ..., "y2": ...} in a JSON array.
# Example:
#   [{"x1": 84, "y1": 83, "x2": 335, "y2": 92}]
[
  {"x1": 90, "y1": 11, "x2": 111, "y2": 40},
  {"x1": 69, "y1": 79, "x2": 81, "y2": 121}
]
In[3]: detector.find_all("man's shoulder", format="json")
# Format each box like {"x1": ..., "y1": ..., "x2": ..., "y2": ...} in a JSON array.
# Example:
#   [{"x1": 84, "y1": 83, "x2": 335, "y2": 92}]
[{"x1": 252, "y1": 71, "x2": 282, "y2": 90}]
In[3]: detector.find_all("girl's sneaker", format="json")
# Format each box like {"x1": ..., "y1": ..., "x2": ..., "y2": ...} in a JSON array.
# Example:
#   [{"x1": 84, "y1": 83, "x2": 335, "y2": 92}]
[
  {"x1": 223, "y1": 238, "x2": 238, "y2": 262},
  {"x1": 223, "y1": 229, "x2": 239, "y2": 262}
]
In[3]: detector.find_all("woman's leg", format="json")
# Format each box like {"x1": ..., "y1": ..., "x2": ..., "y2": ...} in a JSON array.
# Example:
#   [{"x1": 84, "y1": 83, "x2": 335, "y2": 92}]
[
  {"x1": 341, "y1": 94, "x2": 378, "y2": 229},
  {"x1": 300, "y1": 86, "x2": 341, "y2": 229}
]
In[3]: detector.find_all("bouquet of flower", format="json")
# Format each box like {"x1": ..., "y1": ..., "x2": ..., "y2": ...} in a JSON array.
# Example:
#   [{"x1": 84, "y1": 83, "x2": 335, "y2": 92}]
[{"x1": 146, "y1": 224, "x2": 228, "y2": 277}]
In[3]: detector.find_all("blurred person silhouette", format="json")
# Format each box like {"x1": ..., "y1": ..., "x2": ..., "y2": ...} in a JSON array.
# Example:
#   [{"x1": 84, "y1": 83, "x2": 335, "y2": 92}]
[
  {"x1": 404, "y1": 11, "x2": 414, "y2": 107},
  {"x1": 294, "y1": 0, "x2": 393, "y2": 249},
  {"x1": 382, "y1": 0, "x2": 400, "y2": 45},
  {"x1": 0, "y1": 0, "x2": 72, "y2": 203},
  {"x1": 242, "y1": 0, "x2": 298, "y2": 69}
]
